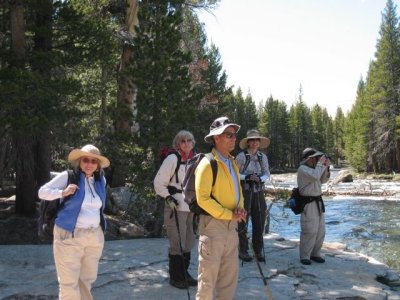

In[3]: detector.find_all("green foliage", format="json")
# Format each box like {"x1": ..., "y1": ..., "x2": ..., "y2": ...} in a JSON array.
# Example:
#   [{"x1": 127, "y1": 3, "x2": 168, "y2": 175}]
[{"x1": 259, "y1": 96, "x2": 290, "y2": 170}]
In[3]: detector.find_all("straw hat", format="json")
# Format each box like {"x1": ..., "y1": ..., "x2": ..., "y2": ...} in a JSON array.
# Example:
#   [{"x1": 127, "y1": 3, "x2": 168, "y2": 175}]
[
  {"x1": 204, "y1": 116, "x2": 240, "y2": 143},
  {"x1": 68, "y1": 144, "x2": 110, "y2": 168},
  {"x1": 239, "y1": 129, "x2": 270, "y2": 149}
]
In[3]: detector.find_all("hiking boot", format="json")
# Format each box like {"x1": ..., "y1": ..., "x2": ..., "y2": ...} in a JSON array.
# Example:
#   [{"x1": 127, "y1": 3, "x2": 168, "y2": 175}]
[
  {"x1": 255, "y1": 253, "x2": 265, "y2": 262},
  {"x1": 183, "y1": 252, "x2": 197, "y2": 286},
  {"x1": 239, "y1": 252, "x2": 253, "y2": 262},
  {"x1": 300, "y1": 259, "x2": 311, "y2": 265},
  {"x1": 311, "y1": 256, "x2": 325, "y2": 263},
  {"x1": 186, "y1": 273, "x2": 198, "y2": 286},
  {"x1": 169, "y1": 279, "x2": 188, "y2": 289}
]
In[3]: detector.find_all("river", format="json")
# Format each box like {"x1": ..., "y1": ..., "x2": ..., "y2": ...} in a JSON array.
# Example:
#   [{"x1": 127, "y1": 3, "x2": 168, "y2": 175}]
[{"x1": 265, "y1": 170, "x2": 400, "y2": 270}]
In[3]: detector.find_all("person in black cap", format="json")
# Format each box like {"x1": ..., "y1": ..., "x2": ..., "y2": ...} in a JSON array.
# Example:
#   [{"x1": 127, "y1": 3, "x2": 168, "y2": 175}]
[{"x1": 297, "y1": 147, "x2": 330, "y2": 265}]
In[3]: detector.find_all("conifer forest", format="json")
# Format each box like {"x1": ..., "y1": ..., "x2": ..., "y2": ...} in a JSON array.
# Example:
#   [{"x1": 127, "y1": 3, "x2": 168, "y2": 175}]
[{"x1": 1, "y1": 0, "x2": 400, "y2": 223}]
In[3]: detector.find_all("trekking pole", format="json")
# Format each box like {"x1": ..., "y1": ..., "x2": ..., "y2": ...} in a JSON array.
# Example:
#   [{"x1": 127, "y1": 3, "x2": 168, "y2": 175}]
[
  {"x1": 249, "y1": 242, "x2": 273, "y2": 300},
  {"x1": 241, "y1": 187, "x2": 253, "y2": 267},
  {"x1": 172, "y1": 207, "x2": 191, "y2": 300},
  {"x1": 256, "y1": 188, "x2": 266, "y2": 265}
]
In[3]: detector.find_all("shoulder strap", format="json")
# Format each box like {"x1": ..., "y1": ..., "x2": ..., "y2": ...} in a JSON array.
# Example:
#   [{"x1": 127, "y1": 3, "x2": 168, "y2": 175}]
[
  {"x1": 60, "y1": 170, "x2": 78, "y2": 208},
  {"x1": 204, "y1": 152, "x2": 218, "y2": 187},
  {"x1": 167, "y1": 151, "x2": 181, "y2": 183},
  {"x1": 257, "y1": 152, "x2": 264, "y2": 172},
  {"x1": 242, "y1": 150, "x2": 251, "y2": 173}
]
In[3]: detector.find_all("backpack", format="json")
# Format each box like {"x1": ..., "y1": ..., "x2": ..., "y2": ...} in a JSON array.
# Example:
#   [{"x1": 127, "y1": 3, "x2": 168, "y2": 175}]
[
  {"x1": 37, "y1": 170, "x2": 78, "y2": 242},
  {"x1": 159, "y1": 147, "x2": 182, "y2": 183},
  {"x1": 288, "y1": 187, "x2": 305, "y2": 215},
  {"x1": 182, "y1": 153, "x2": 218, "y2": 215},
  {"x1": 241, "y1": 150, "x2": 264, "y2": 173}
]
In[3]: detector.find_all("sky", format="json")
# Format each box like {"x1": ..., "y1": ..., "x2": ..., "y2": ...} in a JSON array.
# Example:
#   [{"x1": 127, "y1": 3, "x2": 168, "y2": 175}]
[{"x1": 197, "y1": 0, "x2": 390, "y2": 116}]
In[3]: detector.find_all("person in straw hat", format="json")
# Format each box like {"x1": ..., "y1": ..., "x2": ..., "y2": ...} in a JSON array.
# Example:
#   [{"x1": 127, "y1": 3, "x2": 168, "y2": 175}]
[
  {"x1": 196, "y1": 116, "x2": 246, "y2": 300},
  {"x1": 38, "y1": 144, "x2": 109, "y2": 300},
  {"x1": 235, "y1": 129, "x2": 271, "y2": 262},
  {"x1": 297, "y1": 147, "x2": 330, "y2": 265}
]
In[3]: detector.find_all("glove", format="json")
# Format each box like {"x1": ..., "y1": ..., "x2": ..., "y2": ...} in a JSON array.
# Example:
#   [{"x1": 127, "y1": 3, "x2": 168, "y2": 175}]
[
  {"x1": 165, "y1": 195, "x2": 178, "y2": 210},
  {"x1": 245, "y1": 174, "x2": 260, "y2": 182}
]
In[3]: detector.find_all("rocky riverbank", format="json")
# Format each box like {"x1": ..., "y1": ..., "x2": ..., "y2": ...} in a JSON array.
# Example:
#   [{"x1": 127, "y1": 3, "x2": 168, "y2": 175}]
[{"x1": 1, "y1": 234, "x2": 400, "y2": 300}]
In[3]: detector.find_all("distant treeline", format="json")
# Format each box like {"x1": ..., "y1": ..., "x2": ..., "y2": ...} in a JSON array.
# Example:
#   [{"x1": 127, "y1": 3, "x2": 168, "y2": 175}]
[{"x1": 0, "y1": 0, "x2": 398, "y2": 216}]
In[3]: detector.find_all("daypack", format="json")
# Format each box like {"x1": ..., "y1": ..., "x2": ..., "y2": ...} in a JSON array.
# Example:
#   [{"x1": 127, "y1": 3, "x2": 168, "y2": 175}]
[
  {"x1": 288, "y1": 187, "x2": 305, "y2": 215},
  {"x1": 159, "y1": 147, "x2": 182, "y2": 183},
  {"x1": 182, "y1": 153, "x2": 218, "y2": 215},
  {"x1": 37, "y1": 170, "x2": 78, "y2": 241},
  {"x1": 241, "y1": 150, "x2": 264, "y2": 173}
]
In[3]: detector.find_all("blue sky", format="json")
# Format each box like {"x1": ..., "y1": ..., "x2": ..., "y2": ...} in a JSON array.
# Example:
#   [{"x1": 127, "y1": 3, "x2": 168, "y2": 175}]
[{"x1": 197, "y1": 0, "x2": 390, "y2": 116}]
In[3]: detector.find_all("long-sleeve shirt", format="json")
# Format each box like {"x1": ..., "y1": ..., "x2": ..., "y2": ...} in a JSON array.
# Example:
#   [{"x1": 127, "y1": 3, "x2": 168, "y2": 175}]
[
  {"x1": 297, "y1": 162, "x2": 330, "y2": 197},
  {"x1": 154, "y1": 153, "x2": 190, "y2": 212},
  {"x1": 195, "y1": 149, "x2": 244, "y2": 220},
  {"x1": 236, "y1": 150, "x2": 270, "y2": 191},
  {"x1": 38, "y1": 171, "x2": 105, "y2": 229}
]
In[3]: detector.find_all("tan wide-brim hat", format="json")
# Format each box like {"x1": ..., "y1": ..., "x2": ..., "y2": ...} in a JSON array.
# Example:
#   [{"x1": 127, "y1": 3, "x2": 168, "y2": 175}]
[
  {"x1": 239, "y1": 129, "x2": 270, "y2": 149},
  {"x1": 204, "y1": 116, "x2": 240, "y2": 143},
  {"x1": 68, "y1": 144, "x2": 110, "y2": 168}
]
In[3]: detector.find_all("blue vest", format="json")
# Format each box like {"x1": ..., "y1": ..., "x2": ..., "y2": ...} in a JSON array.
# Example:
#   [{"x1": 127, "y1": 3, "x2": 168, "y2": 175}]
[{"x1": 55, "y1": 172, "x2": 107, "y2": 233}]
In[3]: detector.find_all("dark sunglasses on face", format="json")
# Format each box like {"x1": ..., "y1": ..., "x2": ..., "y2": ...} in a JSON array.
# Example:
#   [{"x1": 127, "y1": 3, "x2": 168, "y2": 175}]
[
  {"x1": 248, "y1": 138, "x2": 261, "y2": 142},
  {"x1": 81, "y1": 157, "x2": 98, "y2": 165},
  {"x1": 181, "y1": 139, "x2": 193, "y2": 144},
  {"x1": 221, "y1": 131, "x2": 237, "y2": 139}
]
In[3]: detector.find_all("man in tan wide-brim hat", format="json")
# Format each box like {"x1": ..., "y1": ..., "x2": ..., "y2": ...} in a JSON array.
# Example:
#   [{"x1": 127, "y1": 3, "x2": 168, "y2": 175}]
[{"x1": 236, "y1": 129, "x2": 271, "y2": 262}]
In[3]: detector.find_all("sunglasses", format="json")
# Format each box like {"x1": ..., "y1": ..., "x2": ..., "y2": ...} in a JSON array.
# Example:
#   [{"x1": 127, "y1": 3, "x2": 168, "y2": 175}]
[
  {"x1": 221, "y1": 131, "x2": 237, "y2": 139},
  {"x1": 81, "y1": 157, "x2": 99, "y2": 165},
  {"x1": 180, "y1": 139, "x2": 193, "y2": 144},
  {"x1": 247, "y1": 138, "x2": 261, "y2": 142}
]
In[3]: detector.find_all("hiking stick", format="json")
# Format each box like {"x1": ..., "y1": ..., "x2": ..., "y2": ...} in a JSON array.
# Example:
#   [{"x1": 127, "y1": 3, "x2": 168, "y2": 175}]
[
  {"x1": 255, "y1": 188, "x2": 266, "y2": 265},
  {"x1": 241, "y1": 186, "x2": 253, "y2": 267},
  {"x1": 172, "y1": 207, "x2": 191, "y2": 300},
  {"x1": 248, "y1": 242, "x2": 273, "y2": 300}
]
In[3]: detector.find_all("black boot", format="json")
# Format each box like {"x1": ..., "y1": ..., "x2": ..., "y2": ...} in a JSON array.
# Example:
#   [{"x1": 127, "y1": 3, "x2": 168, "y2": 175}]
[
  {"x1": 183, "y1": 252, "x2": 198, "y2": 286},
  {"x1": 168, "y1": 254, "x2": 188, "y2": 289}
]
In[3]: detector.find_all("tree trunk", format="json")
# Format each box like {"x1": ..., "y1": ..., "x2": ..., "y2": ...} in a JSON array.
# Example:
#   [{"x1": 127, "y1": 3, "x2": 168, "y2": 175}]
[
  {"x1": 112, "y1": 0, "x2": 139, "y2": 187},
  {"x1": 115, "y1": 0, "x2": 139, "y2": 134},
  {"x1": 10, "y1": 0, "x2": 25, "y2": 62},
  {"x1": 14, "y1": 134, "x2": 36, "y2": 215}
]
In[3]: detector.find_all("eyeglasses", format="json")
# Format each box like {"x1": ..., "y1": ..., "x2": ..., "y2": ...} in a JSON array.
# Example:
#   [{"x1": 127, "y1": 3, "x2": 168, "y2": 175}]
[
  {"x1": 248, "y1": 138, "x2": 260, "y2": 142},
  {"x1": 221, "y1": 131, "x2": 237, "y2": 139},
  {"x1": 180, "y1": 139, "x2": 193, "y2": 144},
  {"x1": 81, "y1": 157, "x2": 98, "y2": 165}
]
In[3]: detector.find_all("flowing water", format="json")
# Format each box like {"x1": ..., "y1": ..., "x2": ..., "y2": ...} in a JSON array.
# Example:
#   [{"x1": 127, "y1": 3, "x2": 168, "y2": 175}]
[{"x1": 265, "y1": 170, "x2": 400, "y2": 270}]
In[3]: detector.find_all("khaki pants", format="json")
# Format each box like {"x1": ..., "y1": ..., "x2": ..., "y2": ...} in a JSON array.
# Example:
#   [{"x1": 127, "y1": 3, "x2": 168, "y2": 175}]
[
  {"x1": 196, "y1": 216, "x2": 239, "y2": 300},
  {"x1": 53, "y1": 225, "x2": 104, "y2": 300},
  {"x1": 300, "y1": 201, "x2": 325, "y2": 260},
  {"x1": 164, "y1": 207, "x2": 196, "y2": 255}
]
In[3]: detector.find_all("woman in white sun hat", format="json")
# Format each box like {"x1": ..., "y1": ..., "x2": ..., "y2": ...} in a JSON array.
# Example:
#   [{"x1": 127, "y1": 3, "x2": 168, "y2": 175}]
[{"x1": 38, "y1": 144, "x2": 109, "y2": 300}]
